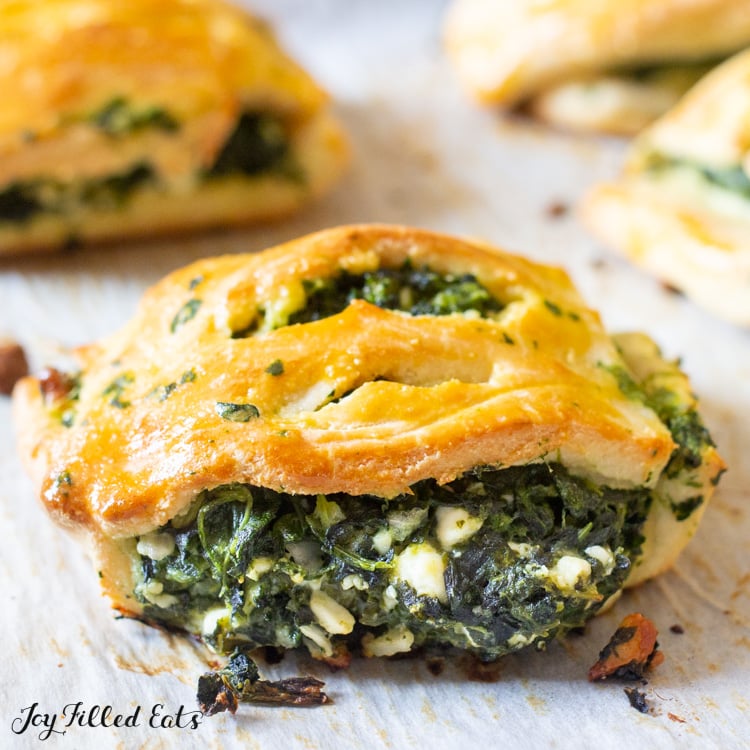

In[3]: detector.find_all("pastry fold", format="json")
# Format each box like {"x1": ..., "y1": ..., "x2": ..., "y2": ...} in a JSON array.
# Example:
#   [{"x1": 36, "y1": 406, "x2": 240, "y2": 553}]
[
  {"x1": 582, "y1": 48, "x2": 750, "y2": 325},
  {"x1": 14, "y1": 225, "x2": 724, "y2": 660},
  {"x1": 0, "y1": 0, "x2": 347, "y2": 254},
  {"x1": 444, "y1": 0, "x2": 750, "y2": 134}
]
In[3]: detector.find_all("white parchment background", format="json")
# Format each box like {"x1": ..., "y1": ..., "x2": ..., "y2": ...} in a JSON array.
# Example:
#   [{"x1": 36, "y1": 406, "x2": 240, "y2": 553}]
[{"x1": 1, "y1": 2, "x2": 749, "y2": 748}]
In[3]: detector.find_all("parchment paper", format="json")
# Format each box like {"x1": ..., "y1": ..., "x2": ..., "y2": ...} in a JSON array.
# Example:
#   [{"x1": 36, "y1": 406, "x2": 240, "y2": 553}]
[{"x1": 1, "y1": 2, "x2": 749, "y2": 748}]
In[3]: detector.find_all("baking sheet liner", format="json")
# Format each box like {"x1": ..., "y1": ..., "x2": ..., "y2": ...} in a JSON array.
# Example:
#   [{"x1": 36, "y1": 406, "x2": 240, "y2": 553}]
[{"x1": 1, "y1": 2, "x2": 748, "y2": 747}]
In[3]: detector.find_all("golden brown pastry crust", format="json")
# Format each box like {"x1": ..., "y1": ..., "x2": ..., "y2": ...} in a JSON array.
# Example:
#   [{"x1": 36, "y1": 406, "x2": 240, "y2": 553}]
[
  {"x1": 0, "y1": 0, "x2": 347, "y2": 254},
  {"x1": 14, "y1": 223, "x2": 673, "y2": 531},
  {"x1": 444, "y1": 0, "x2": 750, "y2": 132},
  {"x1": 582, "y1": 49, "x2": 750, "y2": 325}
]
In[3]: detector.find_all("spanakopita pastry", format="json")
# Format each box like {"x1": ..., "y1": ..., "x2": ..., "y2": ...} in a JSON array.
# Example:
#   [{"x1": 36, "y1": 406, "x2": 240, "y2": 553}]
[
  {"x1": 444, "y1": 0, "x2": 750, "y2": 134},
  {"x1": 13, "y1": 225, "x2": 724, "y2": 665},
  {"x1": 582, "y1": 48, "x2": 750, "y2": 326},
  {"x1": 0, "y1": 0, "x2": 348, "y2": 255}
]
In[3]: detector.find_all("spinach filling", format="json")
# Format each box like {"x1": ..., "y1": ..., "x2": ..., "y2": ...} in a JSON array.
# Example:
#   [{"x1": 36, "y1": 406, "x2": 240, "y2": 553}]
[
  {"x1": 0, "y1": 105, "x2": 295, "y2": 225},
  {"x1": 135, "y1": 463, "x2": 650, "y2": 661},
  {"x1": 234, "y1": 265, "x2": 504, "y2": 336},
  {"x1": 605, "y1": 363, "x2": 719, "y2": 519},
  {"x1": 291, "y1": 266, "x2": 503, "y2": 324},
  {"x1": 207, "y1": 112, "x2": 297, "y2": 180},
  {"x1": 0, "y1": 164, "x2": 156, "y2": 224},
  {"x1": 644, "y1": 153, "x2": 750, "y2": 201},
  {"x1": 89, "y1": 97, "x2": 179, "y2": 137},
  {"x1": 609, "y1": 57, "x2": 718, "y2": 87}
]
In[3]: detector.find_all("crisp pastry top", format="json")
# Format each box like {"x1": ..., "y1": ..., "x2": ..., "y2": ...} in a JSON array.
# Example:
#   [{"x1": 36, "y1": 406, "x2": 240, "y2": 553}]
[
  {"x1": 0, "y1": 0, "x2": 327, "y2": 187},
  {"x1": 444, "y1": 0, "x2": 750, "y2": 107},
  {"x1": 14, "y1": 225, "x2": 676, "y2": 541}
]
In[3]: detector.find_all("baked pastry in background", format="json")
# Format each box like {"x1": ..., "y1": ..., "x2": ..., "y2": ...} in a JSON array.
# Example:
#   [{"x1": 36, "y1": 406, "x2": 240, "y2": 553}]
[
  {"x1": 0, "y1": 0, "x2": 348, "y2": 255},
  {"x1": 582, "y1": 48, "x2": 750, "y2": 326},
  {"x1": 444, "y1": 0, "x2": 750, "y2": 135},
  {"x1": 13, "y1": 225, "x2": 724, "y2": 664}
]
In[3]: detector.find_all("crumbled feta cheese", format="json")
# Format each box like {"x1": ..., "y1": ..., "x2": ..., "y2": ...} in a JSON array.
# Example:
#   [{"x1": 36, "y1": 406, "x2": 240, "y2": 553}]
[
  {"x1": 383, "y1": 585, "x2": 399, "y2": 611},
  {"x1": 140, "y1": 579, "x2": 180, "y2": 609},
  {"x1": 136, "y1": 532, "x2": 175, "y2": 561},
  {"x1": 201, "y1": 607, "x2": 231, "y2": 636},
  {"x1": 246, "y1": 556, "x2": 274, "y2": 581},
  {"x1": 362, "y1": 625, "x2": 415, "y2": 657},
  {"x1": 549, "y1": 555, "x2": 592, "y2": 591},
  {"x1": 508, "y1": 632, "x2": 537, "y2": 648},
  {"x1": 300, "y1": 623, "x2": 333, "y2": 657},
  {"x1": 393, "y1": 543, "x2": 447, "y2": 603},
  {"x1": 372, "y1": 528, "x2": 393, "y2": 555},
  {"x1": 508, "y1": 541, "x2": 534, "y2": 558},
  {"x1": 584, "y1": 545, "x2": 615, "y2": 575},
  {"x1": 309, "y1": 590, "x2": 355, "y2": 635},
  {"x1": 341, "y1": 574, "x2": 368, "y2": 591},
  {"x1": 436, "y1": 507, "x2": 483, "y2": 549}
]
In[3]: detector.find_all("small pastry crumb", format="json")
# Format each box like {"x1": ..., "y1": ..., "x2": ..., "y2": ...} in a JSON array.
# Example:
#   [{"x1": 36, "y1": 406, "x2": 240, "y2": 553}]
[{"x1": 588, "y1": 612, "x2": 664, "y2": 681}]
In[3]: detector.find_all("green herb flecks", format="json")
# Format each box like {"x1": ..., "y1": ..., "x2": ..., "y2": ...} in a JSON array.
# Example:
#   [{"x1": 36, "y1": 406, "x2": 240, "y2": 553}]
[
  {"x1": 645, "y1": 153, "x2": 750, "y2": 201},
  {"x1": 147, "y1": 369, "x2": 197, "y2": 402},
  {"x1": 102, "y1": 372, "x2": 135, "y2": 409},
  {"x1": 55, "y1": 470, "x2": 73, "y2": 487},
  {"x1": 544, "y1": 300, "x2": 563, "y2": 316},
  {"x1": 215, "y1": 402, "x2": 260, "y2": 422},
  {"x1": 136, "y1": 463, "x2": 649, "y2": 661},
  {"x1": 170, "y1": 299, "x2": 203, "y2": 333},
  {"x1": 265, "y1": 360, "x2": 284, "y2": 376}
]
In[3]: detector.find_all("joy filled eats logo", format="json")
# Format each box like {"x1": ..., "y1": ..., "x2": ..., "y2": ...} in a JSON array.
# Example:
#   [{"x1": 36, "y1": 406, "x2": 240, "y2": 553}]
[{"x1": 11, "y1": 701, "x2": 203, "y2": 741}]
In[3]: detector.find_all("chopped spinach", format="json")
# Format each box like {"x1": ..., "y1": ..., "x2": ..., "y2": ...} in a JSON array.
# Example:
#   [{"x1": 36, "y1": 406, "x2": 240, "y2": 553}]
[
  {"x1": 208, "y1": 112, "x2": 295, "y2": 179},
  {"x1": 670, "y1": 495, "x2": 704, "y2": 521},
  {"x1": 281, "y1": 265, "x2": 502, "y2": 328},
  {"x1": 79, "y1": 163, "x2": 155, "y2": 209},
  {"x1": 0, "y1": 164, "x2": 155, "y2": 225},
  {"x1": 136, "y1": 463, "x2": 649, "y2": 661},
  {"x1": 0, "y1": 183, "x2": 44, "y2": 223},
  {"x1": 602, "y1": 364, "x2": 716, "y2": 502},
  {"x1": 700, "y1": 165, "x2": 750, "y2": 199}
]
